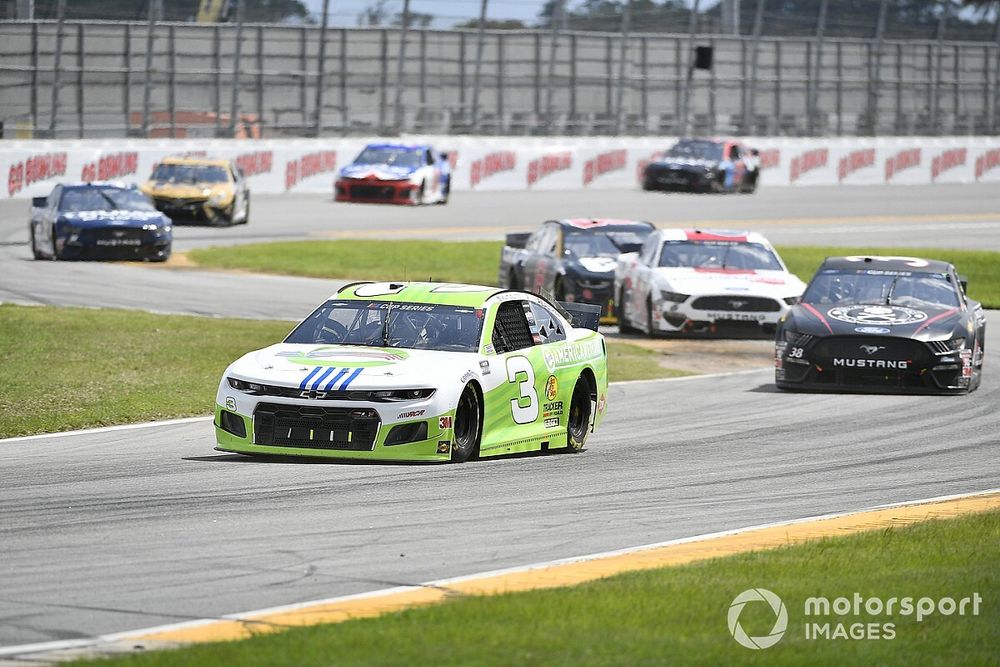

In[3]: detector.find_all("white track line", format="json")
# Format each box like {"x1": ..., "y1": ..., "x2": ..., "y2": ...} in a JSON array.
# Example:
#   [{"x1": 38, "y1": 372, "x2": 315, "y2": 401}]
[
  {"x1": 0, "y1": 368, "x2": 770, "y2": 445},
  {"x1": 0, "y1": 486, "x2": 996, "y2": 660}
]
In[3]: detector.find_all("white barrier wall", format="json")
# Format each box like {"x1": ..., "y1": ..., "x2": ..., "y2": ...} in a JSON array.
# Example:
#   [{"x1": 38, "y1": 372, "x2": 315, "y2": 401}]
[{"x1": 3, "y1": 136, "x2": 1000, "y2": 200}]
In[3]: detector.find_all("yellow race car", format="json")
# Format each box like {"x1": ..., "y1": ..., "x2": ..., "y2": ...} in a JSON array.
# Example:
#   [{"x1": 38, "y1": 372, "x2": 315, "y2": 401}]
[{"x1": 140, "y1": 155, "x2": 250, "y2": 226}]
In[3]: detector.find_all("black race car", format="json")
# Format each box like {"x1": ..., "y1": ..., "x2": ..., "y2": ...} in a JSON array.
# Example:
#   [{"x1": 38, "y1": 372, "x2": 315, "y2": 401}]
[
  {"x1": 775, "y1": 256, "x2": 986, "y2": 394},
  {"x1": 498, "y1": 218, "x2": 655, "y2": 322},
  {"x1": 642, "y1": 138, "x2": 759, "y2": 193}
]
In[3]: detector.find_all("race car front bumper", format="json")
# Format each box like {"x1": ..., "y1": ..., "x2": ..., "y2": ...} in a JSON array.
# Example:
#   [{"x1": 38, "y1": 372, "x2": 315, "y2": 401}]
[
  {"x1": 58, "y1": 227, "x2": 172, "y2": 261},
  {"x1": 774, "y1": 334, "x2": 973, "y2": 394},
  {"x1": 653, "y1": 294, "x2": 785, "y2": 334},
  {"x1": 214, "y1": 400, "x2": 456, "y2": 462},
  {"x1": 335, "y1": 178, "x2": 420, "y2": 205}
]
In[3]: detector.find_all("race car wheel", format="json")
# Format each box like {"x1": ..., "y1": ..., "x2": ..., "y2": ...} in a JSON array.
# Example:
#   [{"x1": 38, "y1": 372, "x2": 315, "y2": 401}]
[
  {"x1": 30, "y1": 225, "x2": 43, "y2": 260},
  {"x1": 617, "y1": 288, "x2": 638, "y2": 334},
  {"x1": 646, "y1": 297, "x2": 655, "y2": 335},
  {"x1": 507, "y1": 269, "x2": 520, "y2": 290},
  {"x1": 451, "y1": 384, "x2": 482, "y2": 463},
  {"x1": 51, "y1": 230, "x2": 60, "y2": 260},
  {"x1": 240, "y1": 195, "x2": 250, "y2": 224},
  {"x1": 416, "y1": 180, "x2": 426, "y2": 205},
  {"x1": 565, "y1": 376, "x2": 592, "y2": 452},
  {"x1": 741, "y1": 171, "x2": 759, "y2": 194}
]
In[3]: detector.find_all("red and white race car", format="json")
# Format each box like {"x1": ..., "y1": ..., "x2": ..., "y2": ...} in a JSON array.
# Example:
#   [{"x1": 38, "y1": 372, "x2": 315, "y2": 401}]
[{"x1": 614, "y1": 229, "x2": 805, "y2": 335}]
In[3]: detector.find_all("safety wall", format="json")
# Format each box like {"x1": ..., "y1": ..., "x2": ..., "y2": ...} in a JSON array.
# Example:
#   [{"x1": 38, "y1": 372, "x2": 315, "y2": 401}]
[{"x1": 4, "y1": 136, "x2": 1000, "y2": 200}]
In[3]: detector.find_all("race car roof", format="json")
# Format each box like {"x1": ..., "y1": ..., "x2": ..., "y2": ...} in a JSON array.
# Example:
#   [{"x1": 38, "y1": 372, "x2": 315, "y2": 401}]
[
  {"x1": 656, "y1": 228, "x2": 771, "y2": 245},
  {"x1": 362, "y1": 143, "x2": 431, "y2": 152},
  {"x1": 556, "y1": 218, "x2": 654, "y2": 230},
  {"x1": 158, "y1": 155, "x2": 230, "y2": 167},
  {"x1": 333, "y1": 282, "x2": 502, "y2": 307},
  {"x1": 61, "y1": 181, "x2": 131, "y2": 190},
  {"x1": 818, "y1": 256, "x2": 954, "y2": 274}
]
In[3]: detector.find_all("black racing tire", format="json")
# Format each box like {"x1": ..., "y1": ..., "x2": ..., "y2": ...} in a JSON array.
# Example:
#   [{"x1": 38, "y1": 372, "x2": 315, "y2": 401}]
[
  {"x1": 451, "y1": 383, "x2": 482, "y2": 463},
  {"x1": 617, "y1": 288, "x2": 638, "y2": 334},
  {"x1": 51, "y1": 230, "x2": 60, "y2": 260},
  {"x1": 416, "y1": 180, "x2": 426, "y2": 205},
  {"x1": 641, "y1": 178, "x2": 656, "y2": 192},
  {"x1": 507, "y1": 269, "x2": 520, "y2": 290},
  {"x1": 741, "y1": 171, "x2": 759, "y2": 194},
  {"x1": 565, "y1": 376, "x2": 592, "y2": 452},
  {"x1": 646, "y1": 296, "x2": 655, "y2": 335},
  {"x1": 438, "y1": 180, "x2": 450, "y2": 205},
  {"x1": 240, "y1": 194, "x2": 251, "y2": 224},
  {"x1": 30, "y1": 225, "x2": 43, "y2": 259}
]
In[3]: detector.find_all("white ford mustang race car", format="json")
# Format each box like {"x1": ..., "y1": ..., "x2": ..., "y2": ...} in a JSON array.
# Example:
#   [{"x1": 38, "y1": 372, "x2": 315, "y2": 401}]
[{"x1": 614, "y1": 229, "x2": 806, "y2": 335}]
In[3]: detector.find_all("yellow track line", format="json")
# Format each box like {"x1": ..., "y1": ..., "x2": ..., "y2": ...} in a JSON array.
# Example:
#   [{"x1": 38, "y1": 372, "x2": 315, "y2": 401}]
[{"x1": 133, "y1": 490, "x2": 1000, "y2": 645}]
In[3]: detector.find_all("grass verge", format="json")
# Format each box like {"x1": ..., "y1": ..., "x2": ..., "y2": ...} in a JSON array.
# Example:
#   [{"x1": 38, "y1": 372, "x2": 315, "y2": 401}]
[
  {"x1": 74, "y1": 508, "x2": 1000, "y2": 666},
  {"x1": 186, "y1": 240, "x2": 1000, "y2": 309},
  {"x1": 0, "y1": 305, "x2": 678, "y2": 438}
]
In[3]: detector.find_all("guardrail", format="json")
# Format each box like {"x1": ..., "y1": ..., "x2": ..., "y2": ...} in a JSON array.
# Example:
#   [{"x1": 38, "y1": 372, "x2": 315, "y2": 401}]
[{"x1": 4, "y1": 136, "x2": 1000, "y2": 199}]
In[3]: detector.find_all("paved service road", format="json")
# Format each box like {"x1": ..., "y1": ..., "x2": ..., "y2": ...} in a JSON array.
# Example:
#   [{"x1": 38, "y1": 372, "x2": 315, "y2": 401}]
[
  {"x1": 1, "y1": 312, "x2": 997, "y2": 649},
  {"x1": 2, "y1": 184, "x2": 1000, "y2": 319}
]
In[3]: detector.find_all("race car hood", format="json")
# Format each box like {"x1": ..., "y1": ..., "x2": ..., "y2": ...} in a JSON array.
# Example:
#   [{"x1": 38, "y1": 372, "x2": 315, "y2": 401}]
[
  {"x1": 59, "y1": 209, "x2": 169, "y2": 228},
  {"x1": 649, "y1": 157, "x2": 719, "y2": 170},
  {"x1": 227, "y1": 343, "x2": 475, "y2": 391},
  {"x1": 654, "y1": 267, "x2": 806, "y2": 298},
  {"x1": 785, "y1": 302, "x2": 967, "y2": 342},
  {"x1": 569, "y1": 256, "x2": 619, "y2": 276},
  {"x1": 339, "y1": 163, "x2": 416, "y2": 181},
  {"x1": 141, "y1": 181, "x2": 232, "y2": 200}
]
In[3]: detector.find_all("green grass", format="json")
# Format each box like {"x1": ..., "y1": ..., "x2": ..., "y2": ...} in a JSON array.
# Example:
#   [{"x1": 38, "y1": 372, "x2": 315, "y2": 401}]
[
  {"x1": 777, "y1": 245, "x2": 1000, "y2": 309},
  {"x1": 0, "y1": 305, "x2": 675, "y2": 438},
  {"x1": 0, "y1": 305, "x2": 291, "y2": 438},
  {"x1": 73, "y1": 509, "x2": 1000, "y2": 666},
  {"x1": 188, "y1": 240, "x2": 503, "y2": 286},
  {"x1": 187, "y1": 240, "x2": 1000, "y2": 309}
]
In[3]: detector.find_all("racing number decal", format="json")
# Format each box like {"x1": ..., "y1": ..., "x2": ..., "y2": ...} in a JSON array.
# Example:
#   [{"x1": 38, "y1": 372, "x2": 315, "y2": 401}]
[
  {"x1": 788, "y1": 347, "x2": 804, "y2": 358},
  {"x1": 505, "y1": 356, "x2": 539, "y2": 424}
]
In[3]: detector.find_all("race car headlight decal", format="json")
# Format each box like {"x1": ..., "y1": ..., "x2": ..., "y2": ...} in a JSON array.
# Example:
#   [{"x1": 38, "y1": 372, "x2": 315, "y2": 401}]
[
  {"x1": 783, "y1": 296, "x2": 800, "y2": 305},
  {"x1": 783, "y1": 330, "x2": 814, "y2": 347},
  {"x1": 370, "y1": 388, "x2": 436, "y2": 402},
  {"x1": 660, "y1": 291, "x2": 689, "y2": 303},
  {"x1": 945, "y1": 337, "x2": 966, "y2": 351},
  {"x1": 209, "y1": 192, "x2": 230, "y2": 206},
  {"x1": 228, "y1": 377, "x2": 267, "y2": 394}
]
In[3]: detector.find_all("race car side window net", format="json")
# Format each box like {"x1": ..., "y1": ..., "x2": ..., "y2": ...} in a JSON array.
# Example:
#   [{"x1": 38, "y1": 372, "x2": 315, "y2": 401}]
[{"x1": 492, "y1": 301, "x2": 534, "y2": 354}]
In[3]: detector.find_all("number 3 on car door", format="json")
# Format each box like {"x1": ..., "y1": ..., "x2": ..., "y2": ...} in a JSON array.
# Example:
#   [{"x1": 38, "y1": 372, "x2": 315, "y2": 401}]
[{"x1": 506, "y1": 356, "x2": 538, "y2": 424}]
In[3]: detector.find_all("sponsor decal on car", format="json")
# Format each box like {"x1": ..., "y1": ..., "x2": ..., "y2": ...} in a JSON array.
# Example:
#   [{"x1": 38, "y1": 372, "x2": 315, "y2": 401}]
[
  {"x1": 855, "y1": 326, "x2": 892, "y2": 334},
  {"x1": 597, "y1": 393, "x2": 606, "y2": 413},
  {"x1": 479, "y1": 359, "x2": 491, "y2": 375},
  {"x1": 707, "y1": 312, "x2": 768, "y2": 322},
  {"x1": 543, "y1": 401, "x2": 564, "y2": 419},
  {"x1": 545, "y1": 375, "x2": 559, "y2": 401},
  {"x1": 439, "y1": 415, "x2": 453, "y2": 430},
  {"x1": 225, "y1": 396, "x2": 237, "y2": 411},
  {"x1": 544, "y1": 417, "x2": 560, "y2": 428},
  {"x1": 437, "y1": 440, "x2": 451, "y2": 454},
  {"x1": 542, "y1": 339, "x2": 603, "y2": 370},
  {"x1": 397, "y1": 410, "x2": 425, "y2": 419},
  {"x1": 832, "y1": 358, "x2": 910, "y2": 369}
]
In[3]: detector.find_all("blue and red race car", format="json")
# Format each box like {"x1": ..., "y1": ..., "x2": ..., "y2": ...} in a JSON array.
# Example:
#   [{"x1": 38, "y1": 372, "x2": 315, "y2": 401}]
[
  {"x1": 334, "y1": 143, "x2": 451, "y2": 205},
  {"x1": 642, "y1": 138, "x2": 760, "y2": 194}
]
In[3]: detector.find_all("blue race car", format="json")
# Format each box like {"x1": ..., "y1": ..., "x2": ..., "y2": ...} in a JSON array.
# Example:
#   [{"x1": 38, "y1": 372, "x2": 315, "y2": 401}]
[
  {"x1": 29, "y1": 182, "x2": 172, "y2": 261},
  {"x1": 335, "y1": 143, "x2": 450, "y2": 205}
]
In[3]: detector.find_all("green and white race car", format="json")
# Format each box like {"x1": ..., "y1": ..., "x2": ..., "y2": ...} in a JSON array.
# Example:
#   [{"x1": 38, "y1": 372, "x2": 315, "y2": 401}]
[{"x1": 215, "y1": 282, "x2": 609, "y2": 462}]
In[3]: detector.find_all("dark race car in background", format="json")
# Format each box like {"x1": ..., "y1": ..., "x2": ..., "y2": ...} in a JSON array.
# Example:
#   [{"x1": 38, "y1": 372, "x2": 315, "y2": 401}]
[
  {"x1": 29, "y1": 182, "x2": 172, "y2": 261},
  {"x1": 335, "y1": 143, "x2": 450, "y2": 205},
  {"x1": 776, "y1": 256, "x2": 987, "y2": 394},
  {"x1": 498, "y1": 218, "x2": 655, "y2": 322},
  {"x1": 642, "y1": 138, "x2": 759, "y2": 194}
]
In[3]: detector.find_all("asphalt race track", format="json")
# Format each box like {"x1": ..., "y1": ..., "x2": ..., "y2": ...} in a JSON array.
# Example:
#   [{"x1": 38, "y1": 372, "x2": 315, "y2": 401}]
[
  {"x1": 1, "y1": 185, "x2": 999, "y2": 652},
  {"x1": 2, "y1": 184, "x2": 1000, "y2": 319}
]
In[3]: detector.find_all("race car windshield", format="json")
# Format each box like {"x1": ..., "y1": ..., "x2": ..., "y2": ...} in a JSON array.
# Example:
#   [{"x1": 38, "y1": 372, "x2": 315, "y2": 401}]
[
  {"x1": 802, "y1": 270, "x2": 961, "y2": 308},
  {"x1": 59, "y1": 187, "x2": 156, "y2": 212},
  {"x1": 285, "y1": 300, "x2": 483, "y2": 353},
  {"x1": 564, "y1": 229, "x2": 650, "y2": 257},
  {"x1": 353, "y1": 147, "x2": 423, "y2": 169},
  {"x1": 664, "y1": 141, "x2": 724, "y2": 161},
  {"x1": 657, "y1": 241, "x2": 783, "y2": 271},
  {"x1": 151, "y1": 164, "x2": 230, "y2": 183}
]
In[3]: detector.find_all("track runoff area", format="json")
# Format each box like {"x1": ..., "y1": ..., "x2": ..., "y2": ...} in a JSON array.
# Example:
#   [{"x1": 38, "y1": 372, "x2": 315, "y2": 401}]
[{"x1": 0, "y1": 185, "x2": 998, "y2": 663}]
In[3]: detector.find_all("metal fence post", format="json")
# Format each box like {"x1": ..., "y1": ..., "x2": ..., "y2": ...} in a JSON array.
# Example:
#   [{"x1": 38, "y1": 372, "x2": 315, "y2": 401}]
[
  {"x1": 471, "y1": 0, "x2": 488, "y2": 133},
  {"x1": 123, "y1": 23, "x2": 131, "y2": 136},
  {"x1": 994, "y1": 15, "x2": 1000, "y2": 133},
  {"x1": 393, "y1": 0, "x2": 411, "y2": 134},
  {"x1": 953, "y1": 44, "x2": 961, "y2": 132},
  {"x1": 544, "y1": 0, "x2": 566, "y2": 132},
  {"x1": 379, "y1": 29, "x2": 388, "y2": 132},
  {"x1": 614, "y1": 0, "x2": 631, "y2": 135},
  {"x1": 48, "y1": 0, "x2": 66, "y2": 137},
  {"x1": 30, "y1": 21, "x2": 38, "y2": 134},
  {"x1": 895, "y1": 43, "x2": 903, "y2": 134},
  {"x1": 774, "y1": 40, "x2": 782, "y2": 134},
  {"x1": 229, "y1": 0, "x2": 245, "y2": 137},
  {"x1": 835, "y1": 41, "x2": 842, "y2": 136},
  {"x1": 141, "y1": 0, "x2": 159, "y2": 138},
  {"x1": 569, "y1": 33, "x2": 577, "y2": 119},
  {"x1": 340, "y1": 29, "x2": 348, "y2": 133},
  {"x1": 534, "y1": 32, "x2": 542, "y2": 118},
  {"x1": 807, "y1": 0, "x2": 828, "y2": 135},
  {"x1": 76, "y1": 23, "x2": 84, "y2": 138},
  {"x1": 865, "y1": 0, "x2": 887, "y2": 135},
  {"x1": 314, "y1": 0, "x2": 329, "y2": 136},
  {"x1": 298, "y1": 27, "x2": 307, "y2": 132},
  {"x1": 640, "y1": 36, "x2": 648, "y2": 127},
  {"x1": 742, "y1": 0, "x2": 765, "y2": 134},
  {"x1": 418, "y1": 28, "x2": 427, "y2": 128},
  {"x1": 497, "y1": 33, "x2": 505, "y2": 132},
  {"x1": 256, "y1": 26, "x2": 264, "y2": 132}
]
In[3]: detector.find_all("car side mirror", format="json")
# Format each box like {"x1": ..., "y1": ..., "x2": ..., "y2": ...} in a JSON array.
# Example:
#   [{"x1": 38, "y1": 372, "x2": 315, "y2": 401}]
[
  {"x1": 750, "y1": 148, "x2": 760, "y2": 157},
  {"x1": 959, "y1": 275, "x2": 968, "y2": 293},
  {"x1": 439, "y1": 151, "x2": 449, "y2": 160},
  {"x1": 31, "y1": 196, "x2": 47, "y2": 208}
]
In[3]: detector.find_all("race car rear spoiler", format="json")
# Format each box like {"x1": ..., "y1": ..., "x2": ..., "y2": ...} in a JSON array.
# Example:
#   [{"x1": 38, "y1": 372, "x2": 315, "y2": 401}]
[
  {"x1": 504, "y1": 232, "x2": 531, "y2": 249},
  {"x1": 559, "y1": 302, "x2": 602, "y2": 332}
]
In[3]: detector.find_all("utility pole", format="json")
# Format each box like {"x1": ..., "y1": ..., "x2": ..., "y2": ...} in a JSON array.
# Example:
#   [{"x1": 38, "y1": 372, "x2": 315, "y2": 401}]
[
  {"x1": 228, "y1": 0, "x2": 245, "y2": 137},
  {"x1": 678, "y1": 0, "x2": 701, "y2": 137},
  {"x1": 313, "y1": 0, "x2": 331, "y2": 136},
  {"x1": 614, "y1": 0, "x2": 632, "y2": 135},
  {"x1": 393, "y1": 0, "x2": 412, "y2": 134},
  {"x1": 471, "y1": 0, "x2": 489, "y2": 133}
]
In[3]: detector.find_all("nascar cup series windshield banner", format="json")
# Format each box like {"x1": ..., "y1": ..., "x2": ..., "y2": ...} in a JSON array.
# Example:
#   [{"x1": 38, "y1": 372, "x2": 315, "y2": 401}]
[{"x1": 3, "y1": 136, "x2": 1000, "y2": 199}]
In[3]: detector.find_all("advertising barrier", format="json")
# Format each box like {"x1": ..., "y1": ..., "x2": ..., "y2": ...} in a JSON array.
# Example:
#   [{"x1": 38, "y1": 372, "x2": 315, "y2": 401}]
[{"x1": 3, "y1": 136, "x2": 1000, "y2": 200}]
